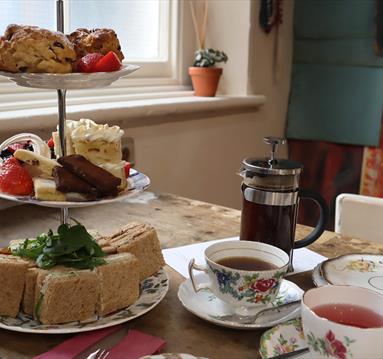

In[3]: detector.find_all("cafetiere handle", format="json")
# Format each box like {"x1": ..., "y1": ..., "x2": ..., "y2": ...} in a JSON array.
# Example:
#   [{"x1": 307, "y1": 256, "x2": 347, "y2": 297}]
[{"x1": 294, "y1": 189, "x2": 329, "y2": 248}]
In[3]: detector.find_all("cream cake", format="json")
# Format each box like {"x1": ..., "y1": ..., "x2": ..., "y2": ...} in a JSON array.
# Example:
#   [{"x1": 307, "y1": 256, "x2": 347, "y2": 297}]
[{"x1": 53, "y1": 119, "x2": 127, "y2": 189}]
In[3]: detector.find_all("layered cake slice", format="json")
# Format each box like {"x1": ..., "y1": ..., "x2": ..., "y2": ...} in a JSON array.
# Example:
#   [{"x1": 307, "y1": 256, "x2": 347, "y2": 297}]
[{"x1": 53, "y1": 119, "x2": 127, "y2": 189}]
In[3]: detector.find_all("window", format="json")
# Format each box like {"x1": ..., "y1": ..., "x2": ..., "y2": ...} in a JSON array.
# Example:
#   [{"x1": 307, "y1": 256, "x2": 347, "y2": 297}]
[{"x1": 0, "y1": 0, "x2": 181, "y2": 113}]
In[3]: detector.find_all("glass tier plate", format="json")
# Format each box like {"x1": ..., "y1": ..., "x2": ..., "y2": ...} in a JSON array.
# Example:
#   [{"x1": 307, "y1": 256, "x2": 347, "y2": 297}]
[
  {"x1": 0, "y1": 269, "x2": 168, "y2": 334},
  {"x1": 0, "y1": 64, "x2": 140, "y2": 89},
  {"x1": 0, "y1": 169, "x2": 150, "y2": 208}
]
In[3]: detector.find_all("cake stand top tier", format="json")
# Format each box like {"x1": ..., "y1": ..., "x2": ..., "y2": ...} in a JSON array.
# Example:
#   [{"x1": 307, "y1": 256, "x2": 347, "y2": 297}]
[{"x1": 0, "y1": 64, "x2": 140, "y2": 90}]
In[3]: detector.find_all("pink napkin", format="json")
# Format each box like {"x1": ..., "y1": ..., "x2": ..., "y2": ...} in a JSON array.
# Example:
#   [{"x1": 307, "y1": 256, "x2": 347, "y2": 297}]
[
  {"x1": 33, "y1": 325, "x2": 122, "y2": 359},
  {"x1": 108, "y1": 329, "x2": 166, "y2": 359},
  {"x1": 33, "y1": 327, "x2": 165, "y2": 359}
]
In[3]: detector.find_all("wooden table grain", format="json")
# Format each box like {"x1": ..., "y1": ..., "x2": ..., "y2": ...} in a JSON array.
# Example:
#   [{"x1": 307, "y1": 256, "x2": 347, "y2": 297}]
[{"x1": 0, "y1": 192, "x2": 382, "y2": 359}]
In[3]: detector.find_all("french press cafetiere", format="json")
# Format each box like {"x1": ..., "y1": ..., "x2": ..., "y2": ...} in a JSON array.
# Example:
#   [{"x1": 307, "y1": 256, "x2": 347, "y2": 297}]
[{"x1": 239, "y1": 137, "x2": 329, "y2": 264}]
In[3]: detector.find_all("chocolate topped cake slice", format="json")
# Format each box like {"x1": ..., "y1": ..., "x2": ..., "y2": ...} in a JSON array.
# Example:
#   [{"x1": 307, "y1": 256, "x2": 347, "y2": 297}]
[
  {"x1": 53, "y1": 166, "x2": 98, "y2": 199},
  {"x1": 57, "y1": 154, "x2": 120, "y2": 196}
]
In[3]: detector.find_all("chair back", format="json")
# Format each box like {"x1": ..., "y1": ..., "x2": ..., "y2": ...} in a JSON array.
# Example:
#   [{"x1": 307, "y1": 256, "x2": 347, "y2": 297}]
[{"x1": 335, "y1": 193, "x2": 383, "y2": 243}]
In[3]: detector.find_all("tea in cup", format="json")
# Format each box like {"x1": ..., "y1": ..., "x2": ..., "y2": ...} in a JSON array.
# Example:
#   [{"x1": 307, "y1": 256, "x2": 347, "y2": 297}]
[
  {"x1": 301, "y1": 285, "x2": 383, "y2": 359},
  {"x1": 188, "y1": 240, "x2": 289, "y2": 315}
]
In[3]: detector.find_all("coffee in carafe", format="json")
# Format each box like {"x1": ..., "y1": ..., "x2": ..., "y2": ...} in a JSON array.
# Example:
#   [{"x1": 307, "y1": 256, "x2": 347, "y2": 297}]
[{"x1": 239, "y1": 137, "x2": 328, "y2": 267}]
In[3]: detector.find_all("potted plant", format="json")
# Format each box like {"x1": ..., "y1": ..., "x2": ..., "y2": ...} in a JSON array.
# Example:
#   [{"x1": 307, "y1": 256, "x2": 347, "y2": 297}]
[
  {"x1": 188, "y1": 1, "x2": 228, "y2": 97},
  {"x1": 189, "y1": 49, "x2": 228, "y2": 97}
]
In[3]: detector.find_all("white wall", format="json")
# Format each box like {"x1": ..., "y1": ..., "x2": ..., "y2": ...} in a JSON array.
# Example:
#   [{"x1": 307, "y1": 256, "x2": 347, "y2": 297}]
[{"x1": 125, "y1": 0, "x2": 294, "y2": 209}]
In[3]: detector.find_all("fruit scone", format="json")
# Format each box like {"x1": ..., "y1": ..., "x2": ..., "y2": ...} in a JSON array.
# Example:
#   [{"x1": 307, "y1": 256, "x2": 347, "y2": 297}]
[
  {"x1": 0, "y1": 24, "x2": 76, "y2": 73},
  {"x1": 52, "y1": 118, "x2": 128, "y2": 189}
]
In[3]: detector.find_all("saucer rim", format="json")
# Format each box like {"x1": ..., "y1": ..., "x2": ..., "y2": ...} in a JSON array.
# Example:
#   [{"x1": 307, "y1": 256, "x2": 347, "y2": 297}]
[{"x1": 177, "y1": 278, "x2": 303, "y2": 330}]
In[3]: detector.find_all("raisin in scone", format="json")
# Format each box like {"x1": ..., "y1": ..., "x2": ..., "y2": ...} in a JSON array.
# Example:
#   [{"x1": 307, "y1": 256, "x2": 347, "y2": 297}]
[
  {"x1": 68, "y1": 28, "x2": 124, "y2": 61},
  {"x1": 0, "y1": 24, "x2": 76, "y2": 73}
]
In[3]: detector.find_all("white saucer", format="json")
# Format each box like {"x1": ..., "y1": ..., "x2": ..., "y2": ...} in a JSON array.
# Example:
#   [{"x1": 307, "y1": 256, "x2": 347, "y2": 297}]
[
  {"x1": 259, "y1": 318, "x2": 309, "y2": 358},
  {"x1": 178, "y1": 274, "x2": 303, "y2": 330},
  {"x1": 312, "y1": 263, "x2": 328, "y2": 287},
  {"x1": 321, "y1": 254, "x2": 383, "y2": 292}
]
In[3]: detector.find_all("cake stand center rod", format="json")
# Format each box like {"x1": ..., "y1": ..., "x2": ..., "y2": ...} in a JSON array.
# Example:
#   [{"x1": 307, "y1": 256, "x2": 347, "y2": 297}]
[
  {"x1": 57, "y1": 89, "x2": 68, "y2": 224},
  {"x1": 57, "y1": 0, "x2": 68, "y2": 224}
]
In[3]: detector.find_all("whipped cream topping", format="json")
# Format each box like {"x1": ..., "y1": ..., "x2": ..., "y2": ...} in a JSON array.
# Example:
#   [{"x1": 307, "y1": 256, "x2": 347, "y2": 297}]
[{"x1": 66, "y1": 119, "x2": 124, "y2": 142}]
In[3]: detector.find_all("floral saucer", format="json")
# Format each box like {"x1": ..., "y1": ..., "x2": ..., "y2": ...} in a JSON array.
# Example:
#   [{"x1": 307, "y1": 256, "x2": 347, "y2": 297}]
[
  {"x1": 259, "y1": 318, "x2": 308, "y2": 358},
  {"x1": 178, "y1": 273, "x2": 303, "y2": 330},
  {"x1": 321, "y1": 254, "x2": 383, "y2": 292}
]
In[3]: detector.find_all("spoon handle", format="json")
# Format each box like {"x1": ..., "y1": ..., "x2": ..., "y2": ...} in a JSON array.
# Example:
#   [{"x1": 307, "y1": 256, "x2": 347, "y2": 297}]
[
  {"x1": 254, "y1": 299, "x2": 301, "y2": 321},
  {"x1": 268, "y1": 347, "x2": 309, "y2": 359}
]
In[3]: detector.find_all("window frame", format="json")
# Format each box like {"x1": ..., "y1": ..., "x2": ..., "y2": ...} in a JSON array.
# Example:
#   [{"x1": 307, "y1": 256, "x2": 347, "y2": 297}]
[{"x1": 0, "y1": 0, "x2": 187, "y2": 112}]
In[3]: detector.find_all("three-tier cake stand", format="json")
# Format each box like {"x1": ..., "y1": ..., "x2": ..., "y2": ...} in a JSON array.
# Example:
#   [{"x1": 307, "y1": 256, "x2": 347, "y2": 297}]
[
  {"x1": 0, "y1": 1, "x2": 170, "y2": 335},
  {"x1": 0, "y1": 0, "x2": 149, "y2": 224}
]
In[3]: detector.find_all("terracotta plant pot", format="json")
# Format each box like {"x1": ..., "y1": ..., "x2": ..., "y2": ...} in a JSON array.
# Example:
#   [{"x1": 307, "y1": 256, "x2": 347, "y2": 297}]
[{"x1": 189, "y1": 67, "x2": 223, "y2": 97}]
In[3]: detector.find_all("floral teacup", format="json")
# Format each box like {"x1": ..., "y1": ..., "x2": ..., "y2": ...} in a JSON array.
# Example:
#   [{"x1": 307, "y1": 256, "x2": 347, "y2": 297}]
[
  {"x1": 302, "y1": 286, "x2": 383, "y2": 359},
  {"x1": 188, "y1": 240, "x2": 289, "y2": 315}
]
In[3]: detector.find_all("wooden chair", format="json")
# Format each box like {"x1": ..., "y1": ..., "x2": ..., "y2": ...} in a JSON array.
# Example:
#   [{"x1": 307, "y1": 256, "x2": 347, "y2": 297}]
[{"x1": 335, "y1": 193, "x2": 383, "y2": 243}]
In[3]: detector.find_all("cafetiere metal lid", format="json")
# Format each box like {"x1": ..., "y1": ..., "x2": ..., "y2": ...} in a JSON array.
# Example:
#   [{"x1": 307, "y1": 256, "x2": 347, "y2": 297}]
[{"x1": 242, "y1": 137, "x2": 303, "y2": 176}]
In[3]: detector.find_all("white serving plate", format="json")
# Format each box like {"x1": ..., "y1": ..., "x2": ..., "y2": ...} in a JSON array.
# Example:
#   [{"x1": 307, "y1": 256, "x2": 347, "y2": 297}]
[
  {"x1": 0, "y1": 169, "x2": 150, "y2": 208},
  {"x1": 0, "y1": 269, "x2": 168, "y2": 334},
  {"x1": 178, "y1": 273, "x2": 303, "y2": 330},
  {"x1": 0, "y1": 64, "x2": 140, "y2": 90}
]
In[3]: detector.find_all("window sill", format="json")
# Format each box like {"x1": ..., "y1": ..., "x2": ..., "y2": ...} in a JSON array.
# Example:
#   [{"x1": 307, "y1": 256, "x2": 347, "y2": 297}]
[{"x1": 0, "y1": 92, "x2": 266, "y2": 133}]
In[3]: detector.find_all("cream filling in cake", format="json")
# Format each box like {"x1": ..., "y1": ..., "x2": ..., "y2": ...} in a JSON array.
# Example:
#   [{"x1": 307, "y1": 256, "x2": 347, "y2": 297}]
[{"x1": 53, "y1": 119, "x2": 127, "y2": 189}]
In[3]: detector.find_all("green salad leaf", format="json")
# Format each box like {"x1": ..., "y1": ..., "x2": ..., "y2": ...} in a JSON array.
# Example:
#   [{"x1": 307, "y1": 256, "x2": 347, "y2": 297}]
[{"x1": 12, "y1": 220, "x2": 106, "y2": 269}]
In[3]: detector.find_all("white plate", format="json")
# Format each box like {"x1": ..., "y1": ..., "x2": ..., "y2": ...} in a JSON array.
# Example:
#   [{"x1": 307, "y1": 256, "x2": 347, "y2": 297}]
[
  {"x1": 0, "y1": 64, "x2": 140, "y2": 90},
  {"x1": 0, "y1": 269, "x2": 168, "y2": 334},
  {"x1": 178, "y1": 274, "x2": 303, "y2": 330},
  {"x1": 321, "y1": 254, "x2": 383, "y2": 292},
  {"x1": 0, "y1": 169, "x2": 150, "y2": 208},
  {"x1": 259, "y1": 318, "x2": 309, "y2": 359},
  {"x1": 312, "y1": 263, "x2": 328, "y2": 287}
]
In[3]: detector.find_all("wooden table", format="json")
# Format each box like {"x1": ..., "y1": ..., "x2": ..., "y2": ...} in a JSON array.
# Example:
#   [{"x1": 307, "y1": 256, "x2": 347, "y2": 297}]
[{"x1": 0, "y1": 192, "x2": 382, "y2": 359}]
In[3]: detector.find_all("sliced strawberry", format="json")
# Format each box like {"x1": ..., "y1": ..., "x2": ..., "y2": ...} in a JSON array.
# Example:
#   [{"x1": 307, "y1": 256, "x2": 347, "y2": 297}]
[
  {"x1": 47, "y1": 137, "x2": 54, "y2": 148},
  {"x1": 77, "y1": 53, "x2": 104, "y2": 73},
  {"x1": 92, "y1": 51, "x2": 122, "y2": 72},
  {"x1": 0, "y1": 157, "x2": 33, "y2": 195},
  {"x1": 124, "y1": 162, "x2": 131, "y2": 177}
]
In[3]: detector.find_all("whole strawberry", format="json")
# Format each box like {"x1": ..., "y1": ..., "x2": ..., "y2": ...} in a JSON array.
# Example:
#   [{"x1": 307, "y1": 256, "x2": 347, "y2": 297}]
[{"x1": 0, "y1": 157, "x2": 33, "y2": 195}]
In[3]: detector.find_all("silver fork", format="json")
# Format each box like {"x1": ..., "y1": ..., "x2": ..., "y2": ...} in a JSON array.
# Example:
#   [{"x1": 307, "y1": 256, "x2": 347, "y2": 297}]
[{"x1": 87, "y1": 348, "x2": 110, "y2": 359}]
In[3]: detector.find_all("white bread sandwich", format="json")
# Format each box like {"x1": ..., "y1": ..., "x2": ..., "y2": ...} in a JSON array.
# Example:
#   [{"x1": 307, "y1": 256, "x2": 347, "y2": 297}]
[
  {"x1": 0, "y1": 254, "x2": 29, "y2": 317},
  {"x1": 95, "y1": 253, "x2": 139, "y2": 316},
  {"x1": 98, "y1": 222, "x2": 165, "y2": 281},
  {"x1": 34, "y1": 269, "x2": 99, "y2": 324}
]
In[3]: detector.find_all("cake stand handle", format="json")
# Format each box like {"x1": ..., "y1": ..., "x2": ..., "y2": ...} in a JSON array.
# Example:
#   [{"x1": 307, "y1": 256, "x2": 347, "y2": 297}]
[{"x1": 57, "y1": 89, "x2": 68, "y2": 224}]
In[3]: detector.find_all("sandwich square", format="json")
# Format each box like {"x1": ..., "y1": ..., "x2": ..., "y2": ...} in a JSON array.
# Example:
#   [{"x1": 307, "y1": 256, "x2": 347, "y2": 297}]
[
  {"x1": 0, "y1": 255, "x2": 29, "y2": 317},
  {"x1": 34, "y1": 270, "x2": 99, "y2": 325},
  {"x1": 96, "y1": 253, "x2": 140, "y2": 316},
  {"x1": 105, "y1": 222, "x2": 165, "y2": 281}
]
